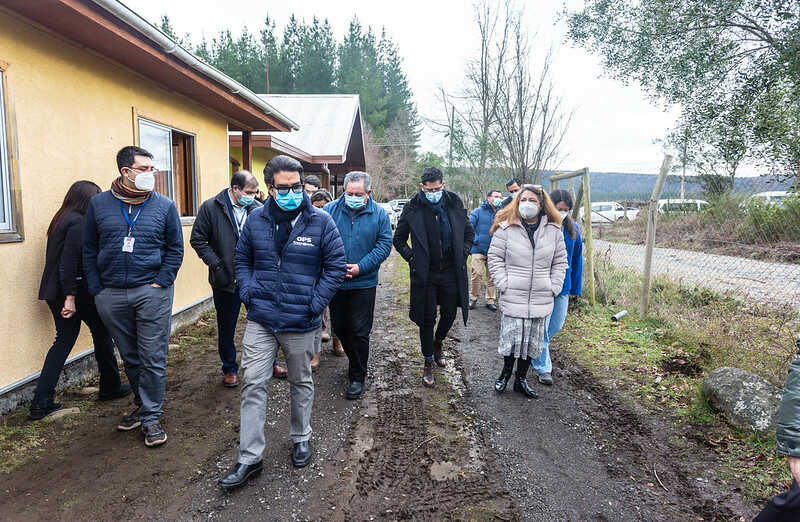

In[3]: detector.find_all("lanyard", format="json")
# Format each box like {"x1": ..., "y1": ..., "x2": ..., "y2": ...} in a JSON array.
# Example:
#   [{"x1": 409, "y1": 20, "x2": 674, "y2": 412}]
[
  {"x1": 233, "y1": 207, "x2": 246, "y2": 234},
  {"x1": 119, "y1": 198, "x2": 150, "y2": 237}
]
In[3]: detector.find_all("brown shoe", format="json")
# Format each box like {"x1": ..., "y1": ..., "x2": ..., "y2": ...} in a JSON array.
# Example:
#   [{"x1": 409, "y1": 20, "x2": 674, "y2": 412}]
[
  {"x1": 311, "y1": 352, "x2": 320, "y2": 371},
  {"x1": 331, "y1": 338, "x2": 345, "y2": 357},
  {"x1": 422, "y1": 359, "x2": 435, "y2": 387},
  {"x1": 433, "y1": 339, "x2": 446, "y2": 368},
  {"x1": 223, "y1": 372, "x2": 239, "y2": 388}
]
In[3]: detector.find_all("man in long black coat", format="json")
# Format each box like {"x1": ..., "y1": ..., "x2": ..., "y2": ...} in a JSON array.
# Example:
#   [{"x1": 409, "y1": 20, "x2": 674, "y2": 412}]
[{"x1": 393, "y1": 167, "x2": 475, "y2": 387}]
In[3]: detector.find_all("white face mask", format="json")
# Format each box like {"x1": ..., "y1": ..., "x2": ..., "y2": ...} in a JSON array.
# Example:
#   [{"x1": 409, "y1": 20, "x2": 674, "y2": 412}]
[
  {"x1": 519, "y1": 201, "x2": 539, "y2": 219},
  {"x1": 128, "y1": 171, "x2": 155, "y2": 192},
  {"x1": 559, "y1": 210, "x2": 569, "y2": 220}
]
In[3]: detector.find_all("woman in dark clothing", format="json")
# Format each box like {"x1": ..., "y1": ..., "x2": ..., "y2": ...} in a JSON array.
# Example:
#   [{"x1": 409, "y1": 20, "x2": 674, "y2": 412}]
[{"x1": 31, "y1": 181, "x2": 129, "y2": 420}]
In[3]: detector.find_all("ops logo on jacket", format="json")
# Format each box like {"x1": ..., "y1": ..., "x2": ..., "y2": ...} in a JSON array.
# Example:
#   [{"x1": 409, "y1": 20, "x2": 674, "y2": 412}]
[{"x1": 294, "y1": 236, "x2": 314, "y2": 247}]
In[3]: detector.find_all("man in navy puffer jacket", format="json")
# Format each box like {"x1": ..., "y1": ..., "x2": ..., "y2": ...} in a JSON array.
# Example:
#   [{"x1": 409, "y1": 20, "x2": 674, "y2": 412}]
[
  {"x1": 84, "y1": 146, "x2": 183, "y2": 448},
  {"x1": 468, "y1": 189, "x2": 502, "y2": 311},
  {"x1": 219, "y1": 156, "x2": 346, "y2": 490}
]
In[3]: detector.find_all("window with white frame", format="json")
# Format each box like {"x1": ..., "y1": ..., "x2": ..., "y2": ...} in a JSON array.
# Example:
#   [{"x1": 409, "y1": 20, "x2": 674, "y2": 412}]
[
  {"x1": 0, "y1": 72, "x2": 12, "y2": 232},
  {"x1": 137, "y1": 118, "x2": 197, "y2": 217}
]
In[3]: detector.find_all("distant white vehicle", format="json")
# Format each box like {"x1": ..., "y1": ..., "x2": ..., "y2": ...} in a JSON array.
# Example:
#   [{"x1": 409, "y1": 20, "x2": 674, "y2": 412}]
[
  {"x1": 378, "y1": 202, "x2": 395, "y2": 228},
  {"x1": 749, "y1": 191, "x2": 793, "y2": 207},
  {"x1": 388, "y1": 199, "x2": 409, "y2": 228},
  {"x1": 579, "y1": 202, "x2": 639, "y2": 224},
  {"x1": 657, "y1": 199, "x2": 709, "y2": 215}
]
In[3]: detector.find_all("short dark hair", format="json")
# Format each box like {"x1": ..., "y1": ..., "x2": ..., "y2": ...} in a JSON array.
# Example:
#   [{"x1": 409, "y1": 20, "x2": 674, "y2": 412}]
[
  {"x1": 420, "y1": 167, "x2": 443, "y2": 184},
  {"x1": 506, "y1": 177, "x2": 521, "y2": 189},
  {"x1": 310, "y1": 188, "x2": 333, "y2": 204},
  {"x1": 231, "y1": 170, "x2": 257, "y2": 190},
  {"x1": 117, "y1": 146, "x2": 153, "y2": 172},
  {"x1": 263, "y1": 155, "x2": 304, "y2": 186},
  {"x1": 304, "y1": 175, "x2": 322, "y2": 189},
  {"x1": 487, "y1": 189, "x2": 502, "y2": 198}
]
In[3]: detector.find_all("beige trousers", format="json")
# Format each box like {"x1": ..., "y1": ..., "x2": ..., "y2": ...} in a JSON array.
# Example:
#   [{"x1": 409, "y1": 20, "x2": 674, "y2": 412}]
[{"x1": 470, "y1": 253, "x2": 497, "y2": 304}]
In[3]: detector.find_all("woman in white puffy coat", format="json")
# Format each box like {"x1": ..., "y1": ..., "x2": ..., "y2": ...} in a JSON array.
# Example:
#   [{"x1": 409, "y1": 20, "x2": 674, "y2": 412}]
[{"x1": 487, "y1": 184, "x2": 567, "y2": 398}]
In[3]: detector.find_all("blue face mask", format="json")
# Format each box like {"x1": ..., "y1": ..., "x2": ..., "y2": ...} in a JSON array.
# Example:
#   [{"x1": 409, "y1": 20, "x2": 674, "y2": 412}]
[
  {"x1": 345, "y1": 194, "x2": 367, "y2": 210},
  {"x1": 425, "y1": 191, "x2": 443, "y2": 204},
  {"x1": 492, "y1": 198, "x2": 502, "y2": 207},
  {"x1": 238, "y1": 195, "x2": 255, "y2": 207},
  {"x1": 274, "y1": 191, "x2": 303, "y2": 211}
]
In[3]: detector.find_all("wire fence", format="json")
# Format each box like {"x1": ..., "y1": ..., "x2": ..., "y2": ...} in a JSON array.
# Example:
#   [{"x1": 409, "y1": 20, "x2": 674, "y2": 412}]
[{"x1": 550, "y1": 159, "x2": 800, "y2": 312}]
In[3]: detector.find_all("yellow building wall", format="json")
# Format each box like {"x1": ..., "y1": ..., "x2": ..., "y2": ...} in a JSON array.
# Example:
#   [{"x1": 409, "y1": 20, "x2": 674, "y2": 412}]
[
  {"x1": 0, "y1": 10, "x2": 233, "y2": 389},
  {"x1": 229, "y1": 146, "x2": 278, "y2": 182},
  {"x1": 229, "y1": 146, "x2": 331, "y2": 191}
]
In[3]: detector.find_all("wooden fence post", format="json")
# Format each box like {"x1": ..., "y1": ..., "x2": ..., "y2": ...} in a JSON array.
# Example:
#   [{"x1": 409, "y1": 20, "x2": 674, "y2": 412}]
[
  {"x1": 640, "y1": 154, "x2": 674, "y2": 315},
  {"x1": 581, "y1": 168, "x2": 595, "y2": 305}
]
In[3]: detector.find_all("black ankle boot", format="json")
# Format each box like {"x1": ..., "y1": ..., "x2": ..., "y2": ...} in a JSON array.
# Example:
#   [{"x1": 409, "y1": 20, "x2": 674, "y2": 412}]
[
  {"x1": 494, "y1": 356, "x2": 515, "y2": 393},
  {"x1": 513, "y1": 376, "x2": 539, "y2": 398},
  {"x1": 513, "y1": 357, "x2": 538, "y2": 398}
]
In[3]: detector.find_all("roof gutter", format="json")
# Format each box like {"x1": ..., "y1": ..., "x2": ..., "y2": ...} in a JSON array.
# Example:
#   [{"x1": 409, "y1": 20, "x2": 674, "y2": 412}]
[{"x1": 88, "y1": 0, "x2": 300, "y2": 131}]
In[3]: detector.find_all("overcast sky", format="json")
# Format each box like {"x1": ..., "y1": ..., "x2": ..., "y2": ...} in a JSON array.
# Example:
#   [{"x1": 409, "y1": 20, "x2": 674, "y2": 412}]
[{"x1": 125, "y1": 0, "x2": 682, "y2": 174}]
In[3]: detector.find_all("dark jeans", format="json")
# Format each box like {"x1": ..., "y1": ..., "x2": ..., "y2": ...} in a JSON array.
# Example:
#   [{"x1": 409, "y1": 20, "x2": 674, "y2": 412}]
[
  {"x1": 213, "y1": 288, "x2": 241, "y2": 374},
  {"x1": 419, "y1": 269, "x2": 459, "y2": 357},
  {"x1": 32, "y1": 291, "x2": 122, "y2": 410},
  {"x1": 330, "y1": 287, "x2": 377, "y2": 383}
]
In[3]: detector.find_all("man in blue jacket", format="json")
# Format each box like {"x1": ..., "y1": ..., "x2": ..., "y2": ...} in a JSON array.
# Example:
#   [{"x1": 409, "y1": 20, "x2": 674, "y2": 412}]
[
  {"x1": 324, "y1": 171, "x2": 392, "y2": 400},
  {"x1": 219, "y1": 155, "x2": 346, "y2": 490},
  {"x1": 84, "y1": 146, "x2": 184, "y2": 448},
  {"x1": 468, "y1": 189, "x2": 502, "y2": 312}
]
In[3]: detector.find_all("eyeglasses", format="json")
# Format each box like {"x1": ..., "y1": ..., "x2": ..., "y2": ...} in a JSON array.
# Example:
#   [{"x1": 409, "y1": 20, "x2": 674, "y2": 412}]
[{"x1": 273, "y1": 183, "x2": 304, "y2": 195}]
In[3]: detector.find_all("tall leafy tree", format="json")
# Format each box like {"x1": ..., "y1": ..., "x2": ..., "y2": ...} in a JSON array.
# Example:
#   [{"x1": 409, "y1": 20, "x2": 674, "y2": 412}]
[{"x1": 565, "y1": 0, "x2": 800, "y2": 184}]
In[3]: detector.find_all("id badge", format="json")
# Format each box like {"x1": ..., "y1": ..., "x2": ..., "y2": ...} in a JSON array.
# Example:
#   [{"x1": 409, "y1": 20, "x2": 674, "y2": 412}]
[{"x1": 122, "y1": 236, "x2": 135, "y2": 253}]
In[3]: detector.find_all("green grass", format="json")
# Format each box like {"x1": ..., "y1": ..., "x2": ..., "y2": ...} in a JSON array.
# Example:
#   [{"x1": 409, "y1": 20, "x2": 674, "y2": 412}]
[{"x1": 559, "y1": 257, "x2": 800, "y2": 500}]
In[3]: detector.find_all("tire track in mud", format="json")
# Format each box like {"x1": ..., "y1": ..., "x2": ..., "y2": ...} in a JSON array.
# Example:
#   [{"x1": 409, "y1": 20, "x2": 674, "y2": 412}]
[{"x1": 309, "y1": 255, "x2": 517, "y2": 521}]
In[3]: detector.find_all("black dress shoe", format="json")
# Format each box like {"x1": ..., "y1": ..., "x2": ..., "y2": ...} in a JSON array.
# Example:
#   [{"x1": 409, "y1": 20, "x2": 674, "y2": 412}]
[
  {"x1": 292, "y1": 441, "x2": 313, "y2": 468},
  {"x1": 468, "y1": 299, "x2": 477, "y2": 310},
  {"x1": 346, "y1": 381, "x2": 364, "y2": 400},
  {"x1": 98, "y1": 383, "x2": 132, "y2": 401},
  {"x1": 486, "y1": 303, "x2": 498, "y2": 312},
  {"x1": 29, "y1": 402, "x2": 63, "y2": 421},
  {"x1": 513, "y1": 377, "x2": 539, "y2": 398},
  {"x1": 218, "y1": 461, "x2": 263, "y2": 490}
]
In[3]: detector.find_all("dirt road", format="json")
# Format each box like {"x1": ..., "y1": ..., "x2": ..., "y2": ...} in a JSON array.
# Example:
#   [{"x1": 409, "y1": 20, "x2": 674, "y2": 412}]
[
  {"x1": 595, "y1": 239, "x2": 800, "y2": 308},
  {"x1": 0, "y1": 253, "x2": 758, "y2": 520}
]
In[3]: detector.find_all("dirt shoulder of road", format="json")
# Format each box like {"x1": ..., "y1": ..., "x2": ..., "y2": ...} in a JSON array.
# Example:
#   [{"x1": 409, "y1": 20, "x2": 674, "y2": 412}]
[{"x1": 558, "y1": 297, "x2": 792, "y2": 508}]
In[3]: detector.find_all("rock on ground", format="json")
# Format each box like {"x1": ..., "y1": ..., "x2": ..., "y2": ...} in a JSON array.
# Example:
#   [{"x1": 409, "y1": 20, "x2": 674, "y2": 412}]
[{"x1": 703, "y1": 366, "x2": 782, "y2": 433}]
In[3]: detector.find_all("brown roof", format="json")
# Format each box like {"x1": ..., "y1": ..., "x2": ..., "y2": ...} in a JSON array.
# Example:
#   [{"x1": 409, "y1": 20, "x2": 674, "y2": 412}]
[{"x1": 0, "y1": 0, "x2": 295, "y2": 132}]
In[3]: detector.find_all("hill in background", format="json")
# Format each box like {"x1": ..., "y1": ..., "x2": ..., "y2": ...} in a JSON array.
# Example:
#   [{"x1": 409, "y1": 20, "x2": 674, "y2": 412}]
[{"x1": 540, "y1": 171, "x2": 792, "y2": 201}]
